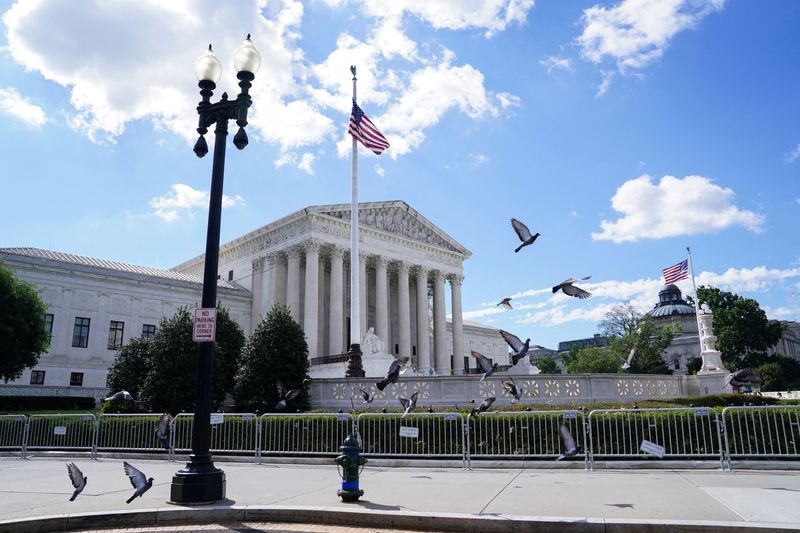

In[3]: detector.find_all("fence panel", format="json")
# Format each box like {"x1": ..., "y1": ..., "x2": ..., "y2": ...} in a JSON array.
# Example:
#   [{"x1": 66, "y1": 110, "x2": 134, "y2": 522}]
[
  {"x1": 260, "y1": 413, "x2": 354, "y2": 458},
  {"x1": 97, "y1": 414, "x2": 170, "y2": 454},
  {"x1": 172, "y1": 413, "x2": 259, "y2": 460},
  {"x1": 466, "y1": 410, "x2": 587, "y2": 468},
  {"x1": 0, "y1": 415, "x2": 27, "y2": 456},
  {"x1": 722, "y1": 405, "x2": 800, "y2": 470},
  {"x1": 26, "y1": 414, "x2": 97, "y2": 458},
  {"x1": 587, "y1": 407, "x2": 723, "y2": 469}
]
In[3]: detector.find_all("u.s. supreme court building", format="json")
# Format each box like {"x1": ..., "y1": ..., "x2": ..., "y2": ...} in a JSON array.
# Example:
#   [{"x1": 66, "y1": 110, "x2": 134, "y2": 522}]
[{"x1": 1, "y1": 200, "x2": 509, "y2": 396}]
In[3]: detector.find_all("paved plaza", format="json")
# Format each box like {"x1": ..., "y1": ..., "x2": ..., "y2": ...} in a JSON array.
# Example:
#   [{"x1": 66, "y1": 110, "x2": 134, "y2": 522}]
[{"x1": 1, "y1": 457, "x2": 800, "y2": 531}]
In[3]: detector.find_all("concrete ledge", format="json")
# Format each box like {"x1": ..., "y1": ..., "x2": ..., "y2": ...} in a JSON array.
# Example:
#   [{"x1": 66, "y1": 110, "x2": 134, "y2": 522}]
[{"x1": 1, "y1": 506, "x2": 798, "y2": 533}]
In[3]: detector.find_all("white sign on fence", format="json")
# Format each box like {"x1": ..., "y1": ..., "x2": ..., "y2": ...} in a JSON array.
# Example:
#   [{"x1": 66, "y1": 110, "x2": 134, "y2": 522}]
[
  {"x1": 337, "y1": 414, "x2": 350, "y2": 422},
  {"x1": 563, "y1": 410, "x2": 577, "y2": 419},
  {"x1": 53, "y1": 426, "x2": 67, "y2": 436},
  {"x1": 193, "y1": 308, "x2": 217, "y2": 342},
  {"x1": 210, "y1": 414, "x2": 224, "y2": 425},
  {"x1": 399, "y1": 426, "x2": 419, "y2": 438},
  {"x1": 694, "y1": 408, "x2": 709, "y2": 416},
  {"x1": 640, "y1": 439, "x2": 665, "y2": 458},
  {"x1": 444, "y1": 413, "x2": 459, "y2": 421}
]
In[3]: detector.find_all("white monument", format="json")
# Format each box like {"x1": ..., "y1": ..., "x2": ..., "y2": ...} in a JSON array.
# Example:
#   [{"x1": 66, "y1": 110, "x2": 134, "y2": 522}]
[{"x1": 697, "y1": 305, "x2": 728, "y2": 375}]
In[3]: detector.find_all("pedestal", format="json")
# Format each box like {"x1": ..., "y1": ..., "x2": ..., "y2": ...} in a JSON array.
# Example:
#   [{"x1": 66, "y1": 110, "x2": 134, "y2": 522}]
[{"x1": 169, "y1": 468, "x2": 226, "y2": 504}]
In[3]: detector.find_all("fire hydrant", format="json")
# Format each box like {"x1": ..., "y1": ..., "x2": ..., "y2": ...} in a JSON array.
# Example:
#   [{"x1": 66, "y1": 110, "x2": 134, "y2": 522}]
[{"x1": 335, "y1": 434, "x2": 367, "y2": 502}]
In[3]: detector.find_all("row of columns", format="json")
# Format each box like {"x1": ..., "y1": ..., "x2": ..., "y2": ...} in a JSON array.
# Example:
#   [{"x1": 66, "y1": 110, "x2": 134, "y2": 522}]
[{"x1": 251, "y1": 241, "x2": 465, "y2": 374}]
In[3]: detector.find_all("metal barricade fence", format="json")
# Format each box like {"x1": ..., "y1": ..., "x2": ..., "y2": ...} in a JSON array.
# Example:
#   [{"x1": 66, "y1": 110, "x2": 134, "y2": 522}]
[
  {"x1": 260, "y1": 413, "x2": 354, "y2": 461},
  {"x1": 26, "y1": 414, "x2": 97, "y2": 458},
  {"x1": 466, "y1": 410, "x2": 588, "y2": 469},
  {"x1": 721, "y1": 405, "x2": 800, "y2": 470},
  {"x1": 0, "y1": 415, "x2": 27, "y2": 457},
  {"x1": 172, "y1": 413, "x2": 259, "y2": 461},
  {"x1": 97, "y1": 414, "x2": 170, "y2": 455},
  {"x1": 587, "y1": 407, "x2": 723, "y2": 469},
  {"x1": 357, "y1": 412, "x2": 467, "y2": 469}
]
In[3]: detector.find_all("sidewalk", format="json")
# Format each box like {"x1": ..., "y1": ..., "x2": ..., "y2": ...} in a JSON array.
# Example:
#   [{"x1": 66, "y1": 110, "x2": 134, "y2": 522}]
[{"x1": 1, "y1": 457, "x2": 799, "y2": 531}]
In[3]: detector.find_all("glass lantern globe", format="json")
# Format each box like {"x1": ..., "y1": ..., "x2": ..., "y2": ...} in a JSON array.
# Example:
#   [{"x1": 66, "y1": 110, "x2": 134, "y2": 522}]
[
  {"x1": 194, "y1": 45, "x2": 222, "y2": 83},
  {"x1": 233, "y1": 34, "x2": 261, "y2": 74}
]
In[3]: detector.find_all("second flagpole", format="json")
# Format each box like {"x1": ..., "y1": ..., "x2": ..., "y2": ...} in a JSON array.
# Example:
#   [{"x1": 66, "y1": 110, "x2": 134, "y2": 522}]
[
  {"x1": 687, "y1": 246, "x2": 705, "y2": 355},
  {"x1": 346, "y1": 65, "x2": 364, "y2": 377}
]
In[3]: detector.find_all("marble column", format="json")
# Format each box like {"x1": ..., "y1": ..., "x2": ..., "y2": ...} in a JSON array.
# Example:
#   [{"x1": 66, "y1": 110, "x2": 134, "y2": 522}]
[
  {"x1": 432, "y1": 270, "x2": 447, "y2": 374},
  {"x1": 359, "y1": 253, "x2": 368, "y2": 340},
  {"x1": 397, "y1": 261, "x2": 411, "y2": 359},
  {"x1": 415, "y1": 267, "x2": 430, "y2": 373},
  {"x1": 274, "y1": 252, "x2": 287, "y2": 306},
  {"x1": 286, "y1": 247, "x2": 301, "y2": 322},
  {"x1": 329, "y1": 247, "x2": 344, "y2": 355},
  {"x1": 303, "y1": 241, "x2": 320, "y2": 358},
  {"x1": 449, "y1": 274, "x2": 465, "y2": 375},
  {"x1": 262, "y1": 253, "x2": 277, "y2": 313},
  {"x1": 375, "y1": 256, "x2": 389, "y2": 346},
  {"x1": 250, "y1": 257, "x2": 264, "y2": 332}
]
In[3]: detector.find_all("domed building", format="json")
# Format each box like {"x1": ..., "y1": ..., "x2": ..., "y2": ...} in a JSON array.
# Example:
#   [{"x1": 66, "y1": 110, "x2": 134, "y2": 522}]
[{"x1": 646, "y1": 284, "x2": 701, "y2": 373}]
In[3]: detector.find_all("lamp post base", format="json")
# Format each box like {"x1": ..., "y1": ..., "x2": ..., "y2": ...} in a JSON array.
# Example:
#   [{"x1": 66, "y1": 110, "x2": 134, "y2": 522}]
[
  {"x1": 345, "y1": 343, "x2": 365, "y2": 378},
  {"x1": 169, "y1": 468, "x2": 226, "y2": 504}
]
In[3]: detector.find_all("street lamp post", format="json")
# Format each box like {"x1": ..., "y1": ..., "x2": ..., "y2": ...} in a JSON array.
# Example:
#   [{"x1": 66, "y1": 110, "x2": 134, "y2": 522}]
[{"x1": 169, "y1": 35, "x2": 260, "y2": 505}]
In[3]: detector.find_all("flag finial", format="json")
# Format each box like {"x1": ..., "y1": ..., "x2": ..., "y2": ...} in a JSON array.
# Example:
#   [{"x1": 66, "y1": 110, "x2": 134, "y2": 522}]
[{"x1": 350, "y1": 65, "x2": 356, "y2": 78}]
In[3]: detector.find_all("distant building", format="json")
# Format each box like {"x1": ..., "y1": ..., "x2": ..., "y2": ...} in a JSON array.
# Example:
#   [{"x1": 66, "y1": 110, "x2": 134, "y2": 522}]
[
  {"x1": 647, "y1": 283, "x2": 701, "y2": 373},
  {"x1": 769, "y1": 320, "x2": 800, "y2": 360},
  {"x1": 558, "y1": 334, "x2": 609, "y2": 353}
]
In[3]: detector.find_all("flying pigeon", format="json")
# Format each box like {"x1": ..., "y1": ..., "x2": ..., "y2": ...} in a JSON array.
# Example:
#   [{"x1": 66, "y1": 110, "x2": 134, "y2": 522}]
[
  {"x1": 123, "y1": 462, "x2": 153, "y2": 504},
  {"x1": 66, "y1": 462, "x2": 86, "y2": 501},
  {"x1": 557, "y1": 424, "x2": 578, "y2": 461},
  {"x1": 469, "y1": 397, "x2": 496, "y2": 417},
  {"x1": 552, "y1": 276, "x2": 592, "y2": 299},
  {"x1": 510, "y1": 218, "x2": 540, "y2": 253},
  {"x1": 497, "y1": 297, "x2": 513, "y2": 310},
  {"x1": 502, "y1": 379, "x2": 522, "y2": 404},
  {"x1": 499, "y1": 330, "x2": 530, "y2": 365},
  {"x1": 471, "y1": 350, "x2": 498, "y2": 381},
  {"x1": 104, "y1": 390, "x2": 133, "y2": 402},
  {"x1": 399, "y1": 391, "x2": 419, "y2": 419},
  {"x1": 155, "y1": 413, "x2": 172, "y2": 450},
  {"x1": 275, "y1": 378, "x2": 310, "y2": 411},
  {"x1": 357, "y1": 385, "x2": 374, "y2": 404},
  {"x1": 376, "y1": 355, "x2": 411, "y2": 391}
]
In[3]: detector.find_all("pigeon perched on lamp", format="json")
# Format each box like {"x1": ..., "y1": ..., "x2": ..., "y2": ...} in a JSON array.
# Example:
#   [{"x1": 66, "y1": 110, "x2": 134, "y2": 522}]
[
  {"x1": 123, "y1": 462, "x2": 153, "y2": 503},
  {"x1": 510, "y1": 218, "x2": 540, "y2": 253},
  {"x1": 66, "y1": 463, "x2": 86, "y2": 501},
  {"x1": 376, "y1": 355, "x2": 411, "y2": 391},
  {"x1": 552, "y1": 276, "x2": 592, "y2": 299},
  {"x1": 499, "y1": 330, "x2": 530, "y2": 365},
  {"x1": 471, "y1": 350, "x2": 498, "y2": 381}
]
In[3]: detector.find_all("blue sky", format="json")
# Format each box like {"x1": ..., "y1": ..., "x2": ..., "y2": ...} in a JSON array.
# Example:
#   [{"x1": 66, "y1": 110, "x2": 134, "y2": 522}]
[{"x1": 1, "y1": 0, "x2": 798, "y2": 350}]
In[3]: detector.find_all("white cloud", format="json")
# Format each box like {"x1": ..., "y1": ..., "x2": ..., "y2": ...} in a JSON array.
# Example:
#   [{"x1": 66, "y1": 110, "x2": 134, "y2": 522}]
[
  {"x1": 0, "y1": 87, "x2": 47, "y2": 128},
  {"x1": 149, "y1": 183, "x2": 244, "y2": 222},
  {"x1": 785, "y1": 144, "x2": 800, "y2": 163},
  {"x1": 540, "y1": 55, "x2": 572, "y2": 74},
  {"x1": 470, "y1": 152, "x2": 490, "y2": 166},
  {"x1": 297, "y1": 152, "x2": 315, "y2": 174},
  {"x1": 592, "y1": 174, "x2": 764, "y2": 243},
  {"x1": 577, "y1": 0, "x2": 724, "y2": 73},
  {"x1": 375, "y1": 164, "x2": 385, "y2": 176}
]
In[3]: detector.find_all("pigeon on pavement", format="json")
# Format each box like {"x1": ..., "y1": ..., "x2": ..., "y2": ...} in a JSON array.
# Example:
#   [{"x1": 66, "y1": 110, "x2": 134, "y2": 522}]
[
  {"x1": 499, "y1": 330, "x2": 530, "y2": 365},
  {"x1": 376, "y1": 355, "x2": 411, "y2": 391},
  {"x1": 275, "y1": 378, "x2": 310, "y2": 410},
  {"x1": 502, "y1": 379, "x2": 522, "y2": 404},
  {"x1": 557, "y1": 424, "x2": 578, "y2": 461},
  {"x1": 471, "y1": 350, "x2": 498, "y2": 381},
  {"x1": 497, "y1": 297, "x2": 513, "y2": 310},
  {"x1": 103, "y1": 390, "x2": 133, "y2": 402},
  {"x1": 511, "y1": 218, "x2": 540, "y2": 253},
  {"x1": 66, "y1": 463, "x2": 86, "y2": 501},
  {"x1": 123, "y1": 462, "x2": 153, "y2": 504},
  {"x1": 399, "y1": 391, "x2": 419, "y2": 419},
  {"x1": 552, "y1": 276, "x2": 592, "y2": 299},
  {"x1": 155, "y1": 413, "x2": 172, "y2": 450},
  {"x1": 469, "y1": 397, "x2": 496, "y2": 417}
]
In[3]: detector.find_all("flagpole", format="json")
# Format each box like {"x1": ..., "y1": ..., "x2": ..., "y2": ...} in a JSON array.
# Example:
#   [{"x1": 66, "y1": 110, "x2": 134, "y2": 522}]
[
  {"x1": 346, "y1": 65, "x2": 364, "y2": 377},
  {"x1": 687, "y1": 246, "x2": 704, "y2": 354}
]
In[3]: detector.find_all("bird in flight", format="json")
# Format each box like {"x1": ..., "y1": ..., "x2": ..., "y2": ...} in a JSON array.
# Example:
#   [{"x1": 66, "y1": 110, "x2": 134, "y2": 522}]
[
  {"x1": 471, "y1": 350, "x2": 498, "y2": 381},
  {"x1": 104, "y1": 390, "x2": 133, "y2": 402},
  {"x1": 376, "y1": 355, "x2": 411, "y2": 391},
  {"x1": 557, "y1": 424, "x2": 578, "y2": 461},
  {"x1": 499, "y1": 330, "x2": 530, "y2": 365},
  {"x1": 502, "y1": 379, "x2": 522, "y2": 404},
  {"x1": 123, "y1": 462, "x2": 153, "y2": 503},
  {"x1": 497, "y1": 297, "x2": 513, "y2": 310},
  {"x1": 66, "y1": 463, "x2": 86, "y2": 501},
  {"x1": 357, "y1": 385, "x2": 374, "y2": 404},
  {"x1": 552, "y1": 276, "x2": 592, "y2": 299},
  {"x1": 469, "y1": 397, "x2": 496, "y2": 417},
  {"x1": 275, "y1": 378, "x2": 310, "y2": 411},
  {"x1": 155, "y1": 413, "x2": 172, "y2": 450},
  {"x1": 399, "y1": 391, "x2": 419, "y2": 418},
  {"x1": 511, "y1": 218, "x2": 540, "y2": 253}
]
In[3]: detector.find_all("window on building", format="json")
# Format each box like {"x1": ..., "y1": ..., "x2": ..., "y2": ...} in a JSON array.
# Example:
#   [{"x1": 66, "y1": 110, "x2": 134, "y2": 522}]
[
  {"x1": 142, "y1": 324, "x2": 156, "y2": 339},
  {"x1": 70, "y1": 372, "x2": 84, "y2": 386},
  {"x1": 228, "y1": 270, "x2": 234, "y2": 281},
  {"x1": 43, "y1": 314, "x2": 54, "y2": 339},
  {"x1": 30, "y1": 370, "x2": 45, "y2": 385},
  {"x1": 107, "y1": 320, "x2": 125, "y2": 350},
  {"x1": 673, "y1": 359, "x2": 681, "y2": 370},
  {"x1": 72, "y1": 317, "x2": 90, "y2": 348}
]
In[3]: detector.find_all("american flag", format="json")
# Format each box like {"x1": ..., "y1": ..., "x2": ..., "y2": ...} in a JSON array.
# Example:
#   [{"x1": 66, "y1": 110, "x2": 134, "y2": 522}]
[
  {"x1": 662, "y1": 259, "x2": 689, "y2": 284},
  {"x1": 349, "y1": 100, "x2": 389, "y2": 155}
]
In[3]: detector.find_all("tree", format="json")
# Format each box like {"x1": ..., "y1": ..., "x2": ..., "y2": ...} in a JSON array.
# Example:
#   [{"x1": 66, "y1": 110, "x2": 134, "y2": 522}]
[
  {"x1": 755, "y1": 356, "x2": 800, "y2": 392},
  {"x1": 135, "y1": 306, "x2": 245, "y2": 414},
  {"x1": 104, "y1": 337, "x2": 151, "y2": 413},
  {"x1": 598, "y1": 304, "x2": 676, "y2": 374},
  {"x1": 564, "y1": 346, "x2": 621, "y2": 374},
  {"x1": 0, "y1": 261, "x2": 50, "y2": 382},
  {"x1": 535, "y1": 355, "x2": 561, "y2": 374},
  {"x1": 598, "y1": 302, "x2": 641, "y2": 338},
  {"x1": 696, "y1": 286, "x2": 784, "y2": 370},
  {"x1": 234, "y1": 304, "x2": 310, "y2": 412}
]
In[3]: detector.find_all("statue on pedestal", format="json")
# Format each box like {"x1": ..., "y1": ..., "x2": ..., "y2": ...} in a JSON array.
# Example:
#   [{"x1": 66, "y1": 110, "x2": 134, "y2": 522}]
[
  {"x1": 362, "y1": 327, "x2": 385, "y2": 355},
  {"x1": 697, "y1": 305, "x2": 728, "y2": 375}
]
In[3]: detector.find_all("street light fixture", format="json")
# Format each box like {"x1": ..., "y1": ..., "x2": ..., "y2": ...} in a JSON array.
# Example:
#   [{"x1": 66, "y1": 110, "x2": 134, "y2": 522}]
[{"x1": 170, "y1": 35, "x2": 260, "y2": 505}]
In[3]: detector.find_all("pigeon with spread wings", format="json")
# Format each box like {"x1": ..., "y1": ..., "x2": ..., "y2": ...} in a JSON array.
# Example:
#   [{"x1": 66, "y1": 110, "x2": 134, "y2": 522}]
[
  {"x1": 471, "y1": 350, "x2": 498, "y2": 381},
  {"x1": 275, "y1": 378, "x2": 310, "y2": 411},
  {"x1": 552, "y1": 276, "x2": 592, "y2": 299},
  {"x1": 497, "y1": 297, "x2": 513, "y2": 310},
  {"x1": 155, "y1": 413, "x2": 172, "y2": 450},
  {"x1": 469, "y1": 397, "x2": 496, "y2": 417},
  {"x1": 510, "y1": 218, "x2": 540, "y2": 253},
  {"x1": 104, "y1": 390, "x2": 133, "y2": 402},
  {"x1": 499, "y1": 330, "x2": 530, "y2": 365},
  {"x1": 376, "y1": 355, "x2": 410, "y2": 391},
  {"x1": 502, "y1": 378, "x2": 522, "y2": 404},
  {"x1": 557, "y1": 424, "x2": 578, "y2": 461},
  {"x1": 399, "y1": 391, "x2": 419, "y2": 419},
  {"x1": 123, "y1": 462, "x2": 153, "y2": 503},
  {"x1": 66, "y1": 462, "x2": 87, "y2": 501}
]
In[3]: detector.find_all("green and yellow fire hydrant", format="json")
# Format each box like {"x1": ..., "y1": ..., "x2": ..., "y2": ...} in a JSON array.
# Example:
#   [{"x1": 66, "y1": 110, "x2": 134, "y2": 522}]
[{"x1": 335, "y1": 434, "x2": 366, "y2": 502}]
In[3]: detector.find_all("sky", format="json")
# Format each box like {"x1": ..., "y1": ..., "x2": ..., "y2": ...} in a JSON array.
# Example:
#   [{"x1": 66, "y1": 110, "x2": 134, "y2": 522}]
[{"x1": 1, "y1": 0, "x2": 798, "y2": 350}]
